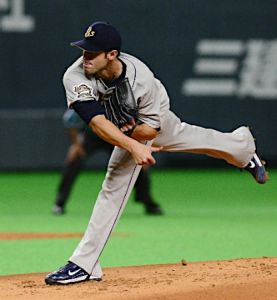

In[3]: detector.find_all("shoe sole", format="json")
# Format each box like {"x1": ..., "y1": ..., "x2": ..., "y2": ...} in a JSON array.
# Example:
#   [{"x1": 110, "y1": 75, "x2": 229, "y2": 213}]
[
  {"x1": 257, "y1": 169, "x2": 269, "y2": 184},
  {"x1": 89, "y1": 276, "x2": 102, "y2": 281},
  {"x1": 45, "y1": 275, "x2": 89, "y2": 285}
]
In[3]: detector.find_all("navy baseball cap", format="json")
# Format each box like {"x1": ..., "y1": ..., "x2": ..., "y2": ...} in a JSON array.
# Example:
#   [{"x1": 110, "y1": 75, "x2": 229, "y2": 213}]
[{"x1": 71, "y1": 21, "x2": 122, "y2": 52}]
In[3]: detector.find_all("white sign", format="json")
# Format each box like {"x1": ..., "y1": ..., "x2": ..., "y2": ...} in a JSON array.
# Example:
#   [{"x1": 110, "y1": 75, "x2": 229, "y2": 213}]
[
  {"x1": 182, "y1": 39, "x2": 277, "y2": 99},
  {"x1": 0, "y1": 0, "x2": 35, "y2": 32}
]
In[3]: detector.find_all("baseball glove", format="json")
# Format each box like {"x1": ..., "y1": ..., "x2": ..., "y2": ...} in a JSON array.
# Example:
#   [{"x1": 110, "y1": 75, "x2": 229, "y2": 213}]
[{"x1": 101, "y1": 78, "x2": 140, "y2": 135}]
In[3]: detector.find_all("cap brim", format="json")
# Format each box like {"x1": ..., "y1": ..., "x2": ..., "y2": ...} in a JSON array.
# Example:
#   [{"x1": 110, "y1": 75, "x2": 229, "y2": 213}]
[{"x1": 70, "y1": 39, "x2": 102, "y2": 52}]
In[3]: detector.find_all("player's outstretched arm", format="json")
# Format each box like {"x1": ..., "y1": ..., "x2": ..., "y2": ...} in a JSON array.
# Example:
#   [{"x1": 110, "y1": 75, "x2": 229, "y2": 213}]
[
  {"x1": 120, "y1": 120, "x2": 158, "y2": 141},
  {"x1": 89, "y1": 115, "x2": 162, "y2": 165}
]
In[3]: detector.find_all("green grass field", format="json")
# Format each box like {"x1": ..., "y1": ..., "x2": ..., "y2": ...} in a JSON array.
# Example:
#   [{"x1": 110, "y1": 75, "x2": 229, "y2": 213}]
[{"x1": 0, "y1": 168, "x2": 276, "y2": 275}]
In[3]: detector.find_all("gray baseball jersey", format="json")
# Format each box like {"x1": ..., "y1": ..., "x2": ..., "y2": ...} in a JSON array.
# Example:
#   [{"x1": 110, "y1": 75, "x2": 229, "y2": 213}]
[
  {"x1": 63, "y1": 52, "x2": 255, "y2": 278},
  {"x1": 63, "y1": 52, "x2": 169, "y2": 130}
]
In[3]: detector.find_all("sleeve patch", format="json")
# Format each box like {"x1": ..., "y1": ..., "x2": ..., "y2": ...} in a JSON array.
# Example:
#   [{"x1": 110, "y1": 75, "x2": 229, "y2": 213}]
[{"x1": 73, "y1": 84, "x2": 94, "y2": 99}]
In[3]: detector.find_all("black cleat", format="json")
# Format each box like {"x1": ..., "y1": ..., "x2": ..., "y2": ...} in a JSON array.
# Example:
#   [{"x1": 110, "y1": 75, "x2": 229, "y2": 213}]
[
  {"x1": 145, "y1": 203, "x2": 164, "y2": 215},
  {"x1": 245, "y1": 153, "x2": 269, "y2": 184},
  {"x1": 52, "y1": 205, "x2": 65, "y2": 215},
  {"x1": 45, "y1": 262, "x2": 90, "y2": 285}
]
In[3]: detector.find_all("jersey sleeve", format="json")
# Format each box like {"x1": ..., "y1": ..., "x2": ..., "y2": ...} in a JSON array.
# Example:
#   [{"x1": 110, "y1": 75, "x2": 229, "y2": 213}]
[
  {"x1": 63, "y1": 70, "x2": 97, "y2": 108},
  {"x1": 72, "y1": 100, "x2": 106, "y2": 124}
]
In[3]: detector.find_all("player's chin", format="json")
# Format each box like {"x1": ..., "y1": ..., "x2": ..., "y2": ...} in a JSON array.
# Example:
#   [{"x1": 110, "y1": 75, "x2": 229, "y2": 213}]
[
  {"x1": 83, "y1": 65, "x2": 94, "y2": 73},
  {"x1": 84, "y1": 69, "x2": 95, "y2": 77}
]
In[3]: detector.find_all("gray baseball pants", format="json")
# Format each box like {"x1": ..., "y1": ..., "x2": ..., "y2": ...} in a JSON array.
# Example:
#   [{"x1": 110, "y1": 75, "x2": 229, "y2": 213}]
[{"x1": 69, "y1": 110, "x2": 255, "y2": 277}]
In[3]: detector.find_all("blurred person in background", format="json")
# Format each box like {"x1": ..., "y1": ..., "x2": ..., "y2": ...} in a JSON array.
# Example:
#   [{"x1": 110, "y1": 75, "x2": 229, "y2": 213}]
[{"x1": 52, "y1": 109, "x2": 163, "y2": 216}]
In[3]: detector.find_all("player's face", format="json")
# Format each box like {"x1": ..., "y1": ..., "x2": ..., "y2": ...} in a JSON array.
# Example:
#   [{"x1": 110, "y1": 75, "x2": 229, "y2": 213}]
[{"x1": 82, "y1": 51, "x2": 108, "y2": 76}]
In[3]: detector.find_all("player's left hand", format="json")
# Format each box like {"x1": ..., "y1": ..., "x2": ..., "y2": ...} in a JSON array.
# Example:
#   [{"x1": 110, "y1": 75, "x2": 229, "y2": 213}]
[{"x1": 120, "y1": 118, "x2": 136, "y2": 135}]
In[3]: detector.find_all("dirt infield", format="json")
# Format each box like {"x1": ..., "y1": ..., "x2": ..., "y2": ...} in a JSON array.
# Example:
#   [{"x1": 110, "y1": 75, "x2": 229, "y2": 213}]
[
  {"x1": 0, "y1": 232, "x2": 130, "y2": 240},
  {"x1": 1, "y1": 257, "x2": 277, "y2": 300}
]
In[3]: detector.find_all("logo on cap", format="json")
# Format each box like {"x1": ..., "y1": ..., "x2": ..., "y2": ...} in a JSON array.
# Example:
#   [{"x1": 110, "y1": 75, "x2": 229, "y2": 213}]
[{"x1": 84, "y1": 26, "x2": 95, "y2": 38}]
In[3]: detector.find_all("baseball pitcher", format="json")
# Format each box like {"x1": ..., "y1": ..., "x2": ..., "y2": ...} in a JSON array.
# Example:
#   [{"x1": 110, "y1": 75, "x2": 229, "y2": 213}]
[{"x1": 45, "y1": 21, "x2": 268, "y2": 285}]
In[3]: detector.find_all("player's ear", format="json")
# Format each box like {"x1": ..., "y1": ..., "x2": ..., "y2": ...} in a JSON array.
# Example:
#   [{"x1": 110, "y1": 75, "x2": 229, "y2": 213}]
[{"x1": 106, "y1": 50, "x2": 119, "y2": 60}]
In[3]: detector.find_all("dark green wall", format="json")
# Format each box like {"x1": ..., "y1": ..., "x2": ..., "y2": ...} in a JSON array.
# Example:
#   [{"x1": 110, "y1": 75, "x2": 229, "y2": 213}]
[{"x1": 0, "y1": 0, "x2": 276, "y2": 169}]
